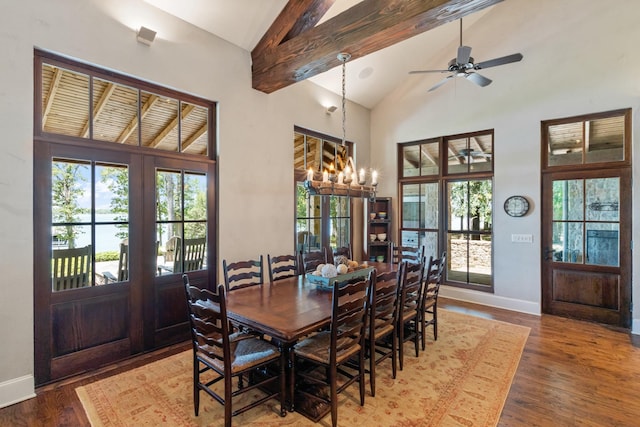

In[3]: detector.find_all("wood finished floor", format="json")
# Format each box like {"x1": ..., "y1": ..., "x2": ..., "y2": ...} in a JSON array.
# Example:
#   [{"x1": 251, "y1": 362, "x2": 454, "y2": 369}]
[{"x1": 1, "y1": 297, "x2": 639, "y2": 427}]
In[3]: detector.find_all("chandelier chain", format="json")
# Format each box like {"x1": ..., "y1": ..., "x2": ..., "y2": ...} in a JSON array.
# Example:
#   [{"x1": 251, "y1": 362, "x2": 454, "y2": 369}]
[{"x1": 338, "y1": 52, "x2": 350, "y2": 146}]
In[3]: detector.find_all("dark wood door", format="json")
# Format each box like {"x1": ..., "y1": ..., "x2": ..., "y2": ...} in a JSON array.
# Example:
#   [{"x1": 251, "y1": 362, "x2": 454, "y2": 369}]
[
  {"x1": 34, "y1": 144, "x2": 215, "y2": 385},
  {"x1": 541, "y1": 168, "x2": 631, "y2": 327}
]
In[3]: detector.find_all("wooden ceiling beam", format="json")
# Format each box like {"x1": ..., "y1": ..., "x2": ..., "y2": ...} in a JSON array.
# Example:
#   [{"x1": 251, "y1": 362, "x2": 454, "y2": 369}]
[
  {"x1": 42, "y1": 67, "x2": 63, "y2": 128},
  {"x1": 149, "y1": 104, "x2": 195, "y2": 148},
  {"x1": 81, "y1": 83, "x2": 116, "y2": 138},
  {"x1": 252, "y1": 0, "x2": 502, "y2": 93},
  {"x1": 117, "y1": 95, "x2": 159, "y2": 143}
]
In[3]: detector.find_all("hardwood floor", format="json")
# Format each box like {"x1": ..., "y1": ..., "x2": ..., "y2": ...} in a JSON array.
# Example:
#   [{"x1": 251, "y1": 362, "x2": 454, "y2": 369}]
[{"x1": 2, "y1": 297, "x2": 639, "y2": 426}]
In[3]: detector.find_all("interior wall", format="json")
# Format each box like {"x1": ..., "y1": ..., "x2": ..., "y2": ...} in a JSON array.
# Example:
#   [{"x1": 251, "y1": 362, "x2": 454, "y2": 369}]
[
  {"x1": 0, "y1": 0, "x2": 370, "y2": 407},
  {"x1": 371, "y1": 0, "x2": 640, "y2": 326}
]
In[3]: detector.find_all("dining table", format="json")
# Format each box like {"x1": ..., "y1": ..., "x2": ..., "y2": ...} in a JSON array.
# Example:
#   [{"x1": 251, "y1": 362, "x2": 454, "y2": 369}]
[{"x1": 224, "y1": 261, "x2": 398, "y2": 415}]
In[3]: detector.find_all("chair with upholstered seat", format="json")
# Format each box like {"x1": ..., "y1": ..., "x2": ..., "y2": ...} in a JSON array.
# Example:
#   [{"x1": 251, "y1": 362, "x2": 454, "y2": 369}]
[
  {"x1": 299, "y1": 248, "x2": 328, "y2": 273},
  {"x1": 365, "y1": 267, "x2": 401, "y2": 397},
  {"x1": 391, "y1": 243, "x2": 424, "y2": 265},
  {"x1": 293, "y1": 273, "x2": 372, "y2": 427},
  {"x1": 396, "y1": 260, "x2": 424, "y2": 370},
  {"x1": 223, "y1": 255, "x2": 264, "y2": 291},
  {"x1": 332, "y1": 244, "x2": 352, "y2": 262},
  {"x1": 267, "y1": 254, "x2": 299, "y2": 282},
  {"x1": 183, "y1": 275, "x2": 285, "y2": 426},
  {"x1": 52, "y1": 245, "x2": 92, "y2": 291},
  {"x1": 420, "y1": 252, "x2": 446, "y2": 348}
]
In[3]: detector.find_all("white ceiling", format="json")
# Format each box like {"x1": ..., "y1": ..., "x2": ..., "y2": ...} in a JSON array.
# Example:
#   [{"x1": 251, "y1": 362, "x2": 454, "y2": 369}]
[{"x1": 142, "y1": 0, "x2": 505, "y2": 109}]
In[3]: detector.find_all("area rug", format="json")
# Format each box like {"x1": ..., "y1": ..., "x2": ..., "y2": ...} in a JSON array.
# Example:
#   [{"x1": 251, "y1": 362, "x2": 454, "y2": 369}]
[{"x1": 76, "y1": 309, "x2": 529, "y2": 427}]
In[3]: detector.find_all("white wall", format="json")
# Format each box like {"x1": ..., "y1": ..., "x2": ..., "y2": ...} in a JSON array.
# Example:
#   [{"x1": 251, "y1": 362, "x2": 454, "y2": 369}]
[
  {"x1": 0, "y1": 0, "x2": 370, "y2": 407},
  {"x1": 371, "y1": 0, "x2": 640, "y2": 323}
]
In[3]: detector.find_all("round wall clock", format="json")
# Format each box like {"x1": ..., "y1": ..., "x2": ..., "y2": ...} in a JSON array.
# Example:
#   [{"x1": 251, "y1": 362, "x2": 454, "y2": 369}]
[{"x1": 504, "y1": 195, "x2": 530, "y2": 217}]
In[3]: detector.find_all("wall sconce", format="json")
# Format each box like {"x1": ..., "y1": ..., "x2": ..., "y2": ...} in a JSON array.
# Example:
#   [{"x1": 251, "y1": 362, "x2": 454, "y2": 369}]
[
  {"x1": 137, "y1": 26, "x2": 157, "y2": 46},
  {"x1": 326, "y1": 105, "x2": 337, "y2": 114}
]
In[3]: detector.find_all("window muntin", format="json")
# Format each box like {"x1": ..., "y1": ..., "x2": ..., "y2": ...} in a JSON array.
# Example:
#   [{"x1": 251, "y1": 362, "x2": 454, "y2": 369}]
[
  {"x1": 40, "y1": 59, "x2": 209, "y2": 157},
  {"x1": 156, "y1": 169, "x2": 207, "y2": 275},
  {"x1": 546, "y1": 111, "x2": 626, "y2": 167},
  {"x1": 399, "y1": 130, "x2": 493, "y2": 291},
  {"x1": 552, "y1": 177, "x2": 620, "y2": 266},
  {"x1": 294, "y1": 128, "x2": 353, "y2": 254},
  {"x1": 51, "y1": 159, "x2": 130, "y2": 290}
]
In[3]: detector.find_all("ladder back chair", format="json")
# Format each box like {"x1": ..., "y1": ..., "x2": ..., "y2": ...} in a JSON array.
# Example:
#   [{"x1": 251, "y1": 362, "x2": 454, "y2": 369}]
[
  {"x1": 332, "y1": 244, "x2": 352, "y2": 262},
  {"x1": 267, "y1": 254, "x2": 299, "y2": 282},
  {"x1": 183, "y1": 275, "x2": 285, "y2": 426},
  {"x1": 52, "y1": 245, "x2": 92, "y2": 291},
  {"x1": 397, "y1": 260, "x2": 424, "y2": 370},
  {"x1": 391, "y1": 243, "x2": 424, "y2": 265},
  {"x1": 299, "y1": 247, "x2": 328, "y2": 273},
  {"x1": 420, "y1": 252, "x2": 446, "y2": 348},
  {"x1": 293, "y1": 273, "x2": 373, "y2": 427},
  {"x1": 366, "y1": 267, "x2": 401, "y2": 397},
  {"x1": 223, "y1": 255, "x2": 264, "y2": 291}
]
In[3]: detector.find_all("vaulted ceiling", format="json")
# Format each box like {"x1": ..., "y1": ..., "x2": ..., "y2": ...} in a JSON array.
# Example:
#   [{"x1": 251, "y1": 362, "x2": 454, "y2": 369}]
[{"x1": 251, "y1": 0, "x2": 502, "y2": 93}]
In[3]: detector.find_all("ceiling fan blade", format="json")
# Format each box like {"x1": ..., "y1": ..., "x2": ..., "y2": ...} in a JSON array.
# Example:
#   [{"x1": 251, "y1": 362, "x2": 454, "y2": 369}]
[
  {"x1": 465, "y1": 72, "x2": 492, "y2": 87},
  {"x1": 409, "y1": 69, "x2": 450, "y2": 74},
  {"x1": 457, "y1": 45, "x2": 472, "y2": 65},
  {"x1": 474, "y1": 53, "x2": 523, "y2": 70},
  {"x1": 428, "y1": 75, "x2": 454, "y2": 92}
]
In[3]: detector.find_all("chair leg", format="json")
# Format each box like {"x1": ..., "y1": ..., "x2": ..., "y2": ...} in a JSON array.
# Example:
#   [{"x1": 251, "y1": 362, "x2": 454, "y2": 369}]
[
  {"x1": 421, "y1": 310, "x2": 427, "y2": 351},
  {"x1": 414, "y1": 318, "x2": 420, "y2": 358},
  {"x1": 433, "y1": 306, "x2": 438, "y2": 341},
  {"x1": 369, "y1": 337, "x2": 376, "y2": 397},
  {"x1": 359, "y1": 349, "x2": 365, "y2": 406},
  {"x1": 225, "y1": 374, "x2": 232, "y2": 427},
  {"x1": 193, "y1": 356, "x2": 200, "y2": 416},
  {"x1": 279, "y1": 349, "x2": 287, "y2": 417},
  {"x1": 391, "y1": 329, "x2": 397, "y2": 379},
  {"x1": 330, "y1": 364, "x2": 338, "y2": 427},
  {"x1": 398, "y1": 320, "x2": 405, "y2": 371}
]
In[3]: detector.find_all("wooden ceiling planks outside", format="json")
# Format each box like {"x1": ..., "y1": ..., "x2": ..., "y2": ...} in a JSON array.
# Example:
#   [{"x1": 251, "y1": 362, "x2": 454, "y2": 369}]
[
  {"x1": 40, "y1": 63, "x2": 209, "y2": 156},
  {"x1": 251, "y1": 0, "x2": 503, "y2": 93}
]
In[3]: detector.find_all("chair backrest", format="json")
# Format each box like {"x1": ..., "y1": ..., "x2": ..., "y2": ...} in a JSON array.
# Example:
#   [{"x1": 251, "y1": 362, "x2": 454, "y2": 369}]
[
  {"x1": 392, "y1": 243, "x2": 424, "y2": 265},
  {"x1": 267, "y1": 254, "x2": 298, "y2": 282},
  {"x1": 299, "y1": 247, "x2": 328, "y2": 273},
  {"x1": 117, "y1": 243, "x2": 129, "y2": 282},
  {"x1": 183, "y1": 277, "x2": 232, "y2": 375},
  {"x1": 223, "y1": 255, "x2": 264, "y2": 291},
  {"x1": 370, "y1": 269, "x2": 401, "y2": 338},
  {"x1": 183, "y1": 237, "x2": 206, "y2": 272},
  {"x1": 52, "y1": 245, "x2": 92, "y2": 291},
  {"x1": 330, "y1": 272, "x2": 372, "y2": 365},
  {"x1": 397, "y1": 260, "x2": 424, "y2": 317},
  {"x1": 424, "y1": 251, "x2": 446, "y2": 294},
  {"x1": 332, "y1": 244, "x2": 352, "y2": 261}
]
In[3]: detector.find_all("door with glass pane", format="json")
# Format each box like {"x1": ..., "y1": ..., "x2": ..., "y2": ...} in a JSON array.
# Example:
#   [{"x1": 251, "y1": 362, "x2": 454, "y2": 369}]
[{"x1": 541, "y1": 170, "x2": 631, "y2": 327}]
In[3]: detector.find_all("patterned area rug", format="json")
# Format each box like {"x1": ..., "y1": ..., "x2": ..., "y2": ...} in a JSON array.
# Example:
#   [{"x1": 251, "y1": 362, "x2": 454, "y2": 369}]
[{"x1": 76, "y1": 309, "x2": 529, "y2": 427}]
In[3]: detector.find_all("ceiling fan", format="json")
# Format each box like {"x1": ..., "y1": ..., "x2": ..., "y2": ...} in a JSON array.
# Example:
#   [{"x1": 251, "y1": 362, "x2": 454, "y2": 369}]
[{"x1": 409, "y1": 19, "x2": 523, "y2": 92}]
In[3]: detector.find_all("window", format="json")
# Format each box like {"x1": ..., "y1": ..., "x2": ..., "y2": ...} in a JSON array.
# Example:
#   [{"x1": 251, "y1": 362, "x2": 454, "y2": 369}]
[
  {"x1": 294, "y1": 127, "x2": 352, "y2": 254},
  {"x1": 36, "y1": 49, "x2": 215, "y2": 289},
  {"x1": 399, "y1": 130, "x2": 494, "y2": 291}
]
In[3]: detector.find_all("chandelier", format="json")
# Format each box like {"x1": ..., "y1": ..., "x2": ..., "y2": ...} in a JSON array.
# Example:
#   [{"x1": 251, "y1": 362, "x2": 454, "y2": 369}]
[{"x1": 304, "y1": 52, "x2": 378, "y2": 198}]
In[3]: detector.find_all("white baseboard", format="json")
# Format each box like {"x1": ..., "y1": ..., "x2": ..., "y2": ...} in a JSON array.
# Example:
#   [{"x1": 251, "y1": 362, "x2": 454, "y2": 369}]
[
  {"x1": 632, "y1": 319, "x2": 640, "y2": 336},
  {"x1": 439, "y1": 285, "x2": 541, "y2": 316},
  {"x1": 0, "y1": 374, "x2": 35, "y2": 409}
]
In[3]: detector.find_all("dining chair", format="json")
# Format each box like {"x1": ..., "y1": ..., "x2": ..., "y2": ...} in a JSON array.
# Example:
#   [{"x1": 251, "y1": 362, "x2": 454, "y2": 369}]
[
  {"x1": 101, "y1": 242, "x2": 129, "y2": 283},
  {"x1": 420, "y1": 252, "x2": 446, "y2": 348},
  {"x1": 52, "y1": 245, "x2": 92, "y2": 291},
  {"x1": 299, "y1": 247, "x2": 328, "y2": 273},
  {"x1": 293, "y1": 272, "x2": 373, "y2": 427},
  {"x1": 396, "y1": 260, "x2": 424, "y2": 370},
  {"x1": 267, "y1": 254, "x2": 299, "y2": 282},
  {"x1": 332, "y1": 244, "x2": 352, "y2": 261},
  {"x1": 391, "y1": 243, "x2": 424, "y2": 265},
  {"x1": 365, "y1": 267, "x2": 401, "y2": 397},
  {"x1": 183, "y1": 275, "x2": 285, "y2": 426},
  {"x1": 223, "y1": 255, "x2": 264, "y2": 291}
]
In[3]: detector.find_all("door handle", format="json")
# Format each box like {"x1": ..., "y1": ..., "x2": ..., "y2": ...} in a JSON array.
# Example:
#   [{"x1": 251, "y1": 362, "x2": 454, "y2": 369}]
[{"x1": 543, "y1": 248, "x2": 555, "y2": 261}]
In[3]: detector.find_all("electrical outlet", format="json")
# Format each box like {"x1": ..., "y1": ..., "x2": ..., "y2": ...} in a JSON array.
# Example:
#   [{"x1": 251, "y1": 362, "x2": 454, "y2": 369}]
[{"x1": 511, "y1": 234, "x2": 533, "y2": 243}]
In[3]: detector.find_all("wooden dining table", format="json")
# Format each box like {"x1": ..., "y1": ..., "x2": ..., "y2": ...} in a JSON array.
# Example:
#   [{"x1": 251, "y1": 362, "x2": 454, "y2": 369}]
[{"x1": 225, "y1": 261, "x2": 398, "y2": 413}]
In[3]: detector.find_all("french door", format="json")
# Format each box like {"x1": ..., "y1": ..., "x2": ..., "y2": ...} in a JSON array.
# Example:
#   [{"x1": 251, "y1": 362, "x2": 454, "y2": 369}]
[
  {"x1": 541, "y1": 169, "x2": 631, "y2": 327},
  {"x1": 34, "y1": 143, "x2": 215, "y2": 385}
]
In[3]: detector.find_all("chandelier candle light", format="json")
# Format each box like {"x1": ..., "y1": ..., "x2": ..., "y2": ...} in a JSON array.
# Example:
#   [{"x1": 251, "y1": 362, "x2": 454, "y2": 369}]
[{"x1": 304, "y1": 52, "x2": 379, "y2": 198}]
